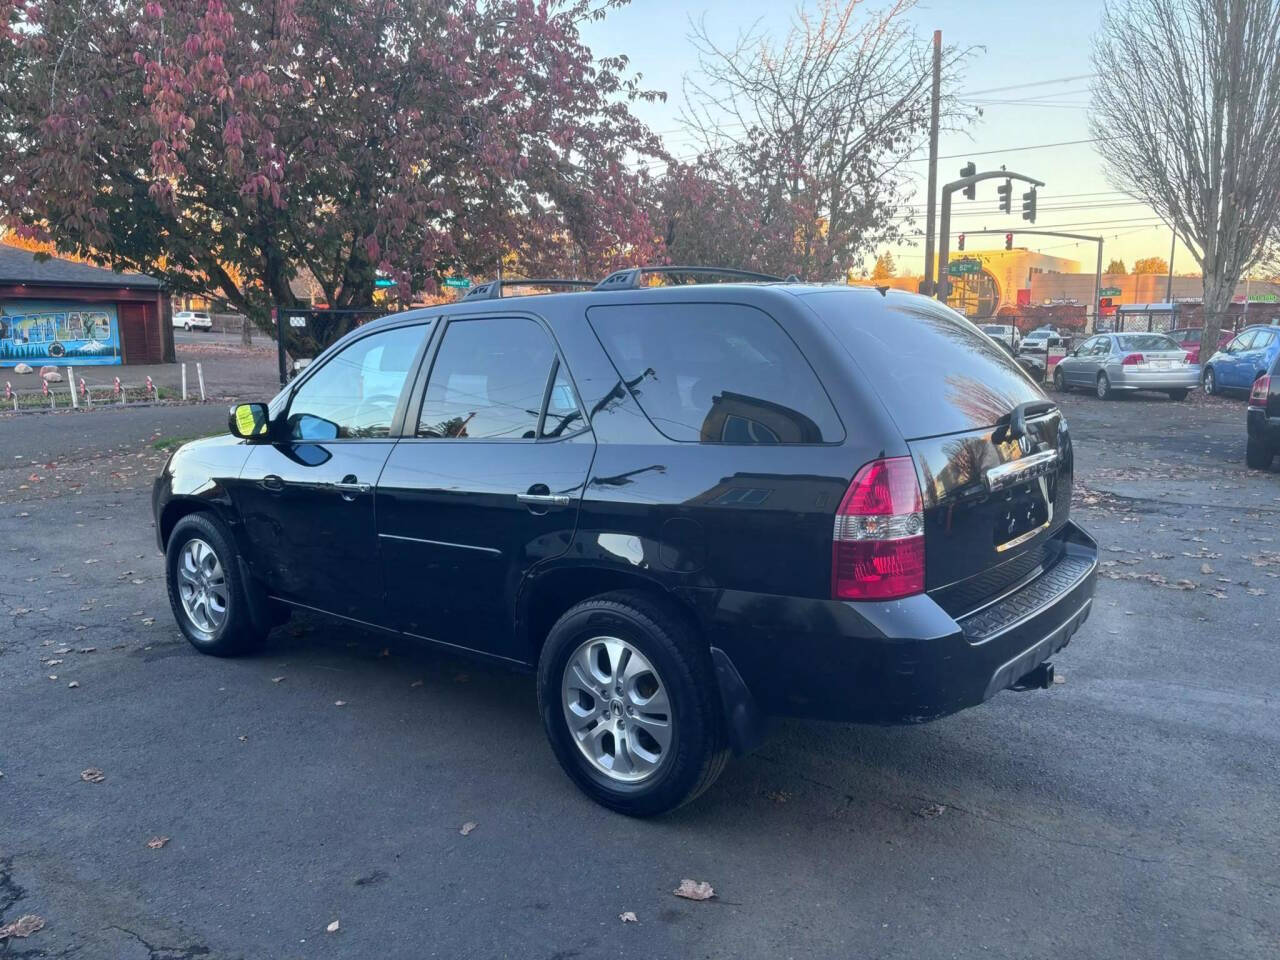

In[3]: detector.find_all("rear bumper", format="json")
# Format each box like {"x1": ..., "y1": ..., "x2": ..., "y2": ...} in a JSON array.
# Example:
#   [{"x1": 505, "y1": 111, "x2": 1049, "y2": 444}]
[
  {"x1": 691, "y1": 521, "x2": 1098, "y2": 724},
  {"x1": 1247, "y1": 407, "x2": 1280, "y2": 445},
  {"x1": 1110, "y1": 366, "x2": 1200, "y2": 390}
]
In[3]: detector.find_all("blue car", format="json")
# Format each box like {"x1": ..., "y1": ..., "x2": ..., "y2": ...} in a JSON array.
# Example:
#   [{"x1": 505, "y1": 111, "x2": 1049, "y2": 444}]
[{"x1": 1202, "y1": 325, "x2": 1280, "y2": 396}]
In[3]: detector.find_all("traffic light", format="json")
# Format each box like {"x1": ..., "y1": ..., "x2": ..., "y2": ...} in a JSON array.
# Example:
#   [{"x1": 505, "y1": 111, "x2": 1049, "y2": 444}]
[
  {"x1": 961, "y1": 162, "x2": 976, "y2": 200},
  {"x1": 1005, "y1": 232, "x2": 1013, "y2": 251},
  {"x1": 958, "y1": 233, "x2": 965, "y2": 251},
  {"x1": 1022, "y1": 187, "x2": 1037, "y2": 222},
  {"x1": 997, "y1": 180, "x2": 1012, "y2": 214}
]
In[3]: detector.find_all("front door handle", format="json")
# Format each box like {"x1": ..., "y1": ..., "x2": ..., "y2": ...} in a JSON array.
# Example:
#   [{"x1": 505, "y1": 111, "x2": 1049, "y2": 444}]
[{"x1": 260, "y1": 474, "x2": 285, "y2": 492}]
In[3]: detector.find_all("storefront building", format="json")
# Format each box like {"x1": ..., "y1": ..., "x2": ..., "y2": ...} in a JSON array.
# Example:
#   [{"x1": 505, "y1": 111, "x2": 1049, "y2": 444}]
[{"x1": 0, "y1": 244, "x2": 173, "y2": 367}]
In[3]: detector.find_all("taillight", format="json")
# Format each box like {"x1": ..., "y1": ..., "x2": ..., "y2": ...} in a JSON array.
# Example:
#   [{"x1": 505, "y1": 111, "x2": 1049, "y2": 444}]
[
  {"x1": 1185, "y1": 351, "x2": 1195, "y2": 363},
  {"x1": 1121, "y1": 353, "x2": 1144, "y2": 366},
  {"x1": 832, "y1": 457, "x2": 925, "y2": 601},
  {"x1": 1250, "y1": 375, "x2": 1271, "y2": 407}
]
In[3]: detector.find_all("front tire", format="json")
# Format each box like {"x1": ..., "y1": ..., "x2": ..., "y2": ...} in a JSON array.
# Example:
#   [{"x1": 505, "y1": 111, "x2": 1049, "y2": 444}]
[
  {"x1": 1166, "y1": 388, "x2": 1188, "y2": 401},
  {"x1": 1203, "y1": 367, "x2": 1217, "y2": 396},
  {"x1": 537, "y1": 591, "x2": 729, "y2": 817},
  {"x1": 1053, "y1": 367, "x2": 1067, "y2": 392},
  {"x1": 165, "y1": 513, "x2": 267, "y2": 657},
  {"x1": 184, "y1": 322, "x2": 193, "y2": 332},
  {"x1": 1096, "y1": 372, "x2": 1113, "y2": 400},
  {"x1": 1246, "y1": 437, "x2": 1275, "y2": 470}
]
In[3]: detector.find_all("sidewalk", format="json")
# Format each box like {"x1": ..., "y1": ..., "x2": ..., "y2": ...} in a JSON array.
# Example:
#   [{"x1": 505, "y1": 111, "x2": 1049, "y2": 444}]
[{"x1": 3, "y1": 339, "x2": 280, "y2": 406}]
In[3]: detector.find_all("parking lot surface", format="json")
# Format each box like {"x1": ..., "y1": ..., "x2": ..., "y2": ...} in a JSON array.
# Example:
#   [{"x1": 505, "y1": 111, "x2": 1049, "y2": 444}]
[{"x1": 1, "y1": 389, "x2": 1277, "y2": 959}]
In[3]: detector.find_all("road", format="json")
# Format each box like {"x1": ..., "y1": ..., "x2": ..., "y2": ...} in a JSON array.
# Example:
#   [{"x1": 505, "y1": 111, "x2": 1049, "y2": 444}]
[{"x1": 1, "y1": 390, "x2": 1277, "y2": 959}]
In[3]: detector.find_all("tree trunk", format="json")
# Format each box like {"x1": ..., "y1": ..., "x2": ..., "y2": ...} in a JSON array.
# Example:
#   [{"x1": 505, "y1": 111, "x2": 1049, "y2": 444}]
[{"x1": 1200, "y1": 271, "x2": 1234, "y2": 362}]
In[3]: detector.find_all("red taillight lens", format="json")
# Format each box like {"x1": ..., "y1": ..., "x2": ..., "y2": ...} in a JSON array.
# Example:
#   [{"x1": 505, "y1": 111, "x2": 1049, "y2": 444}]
[
  {"x1": 1250, "y1": 374, "x2": 1271, "y2": 407},
  {"x1": 832, "y1": 457, "x2": 925, "y2": 601},
  {"x1": 1185, "y1": 351, "x2": 1195, "y2": 363},
  {"x1": 1121, "y1": 353, "x2": 1144, "y2": 366}
]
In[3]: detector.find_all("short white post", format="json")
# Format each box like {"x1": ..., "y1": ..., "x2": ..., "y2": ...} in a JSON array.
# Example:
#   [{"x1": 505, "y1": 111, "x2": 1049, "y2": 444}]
[
  {"x1": 67, "y1": 365, "x2": 78, "y2": 408},
  {"x1": 115, "y1": 377, "x2": 124, "y2": 405},
  {"x1": 181, "y1": 363, "x2": 188, "y2": 401},
  {"x1": 196, "y1": 362, "x2": 206, "y2": 401}
]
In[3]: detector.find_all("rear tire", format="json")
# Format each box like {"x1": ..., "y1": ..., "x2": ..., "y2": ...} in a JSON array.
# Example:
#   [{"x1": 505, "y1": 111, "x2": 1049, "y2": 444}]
[
  {"x1": 1203, "y1": 366, "x2": 1217, "y2": 396},
  {"x1": 165, "y1": 513, "x2": 267, "y2": 657},
  {"x1": 537, "y1": 591, "x2": 729, "y2": 817},
  {"x1": 1096, "y1": 372, "x2": 1113, "y2": 400},
  {"x1": 1246, "y1": 437, "x2": 1275, "y2": 470},
  {"x1": 1053, "y1": 367, "x2": 1067, "y2": 392},
  {"x1": 1166, "y1": 388, "x2": 1188, "y2": 401}
]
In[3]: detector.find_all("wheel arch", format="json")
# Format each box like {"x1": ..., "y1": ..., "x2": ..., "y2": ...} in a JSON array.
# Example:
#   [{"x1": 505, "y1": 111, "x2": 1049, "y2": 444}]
[
  {"x1": 515, "y1": 563, "x2": 698, "y2": 665},
  {"x1": 158, "y1": 496, "x2": 238, "y2": 552}
]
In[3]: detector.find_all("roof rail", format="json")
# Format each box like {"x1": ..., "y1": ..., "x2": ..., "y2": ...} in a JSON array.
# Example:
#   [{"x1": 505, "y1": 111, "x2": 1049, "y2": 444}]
[
  {"x1": 461, "y1": 278, "x2": 596, "y2": 301},
  {"x1": 593, "y1": 265, "x2": 792, "y2": 291}
]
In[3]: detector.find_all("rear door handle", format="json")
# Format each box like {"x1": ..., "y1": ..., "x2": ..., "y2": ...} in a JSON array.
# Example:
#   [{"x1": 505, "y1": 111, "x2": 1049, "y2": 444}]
[
  {"x1": 260, "y1": 474, "x2": 285, "y2": 492},
  {"x1": 516, "y1": 492, "x2": 572, "y2": 507},
  {"x1": 332, "y1": 481, "x2": 372, "y2": 495}
]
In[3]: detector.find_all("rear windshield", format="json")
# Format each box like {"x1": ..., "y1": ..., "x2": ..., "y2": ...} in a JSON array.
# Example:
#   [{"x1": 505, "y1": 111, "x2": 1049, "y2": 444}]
[
  {"x1": 1177, "y1": 329, "x2": 1202, "y2": 343},
  {"x1": 803, "y1": 290, "x2": 1044, "y2": 438},
  {"x1": 1117, "y1": 334, "x2": 1179, "y2": 351}
]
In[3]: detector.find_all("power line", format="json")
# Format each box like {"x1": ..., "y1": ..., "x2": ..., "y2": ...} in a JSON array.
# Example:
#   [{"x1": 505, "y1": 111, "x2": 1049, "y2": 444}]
[{"x1": 958, "y1": 74, "x2": 1098, "y2": 96}]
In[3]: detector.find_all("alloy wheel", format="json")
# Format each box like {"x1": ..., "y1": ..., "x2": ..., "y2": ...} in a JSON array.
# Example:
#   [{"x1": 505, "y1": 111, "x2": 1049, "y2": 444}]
[
  {"x1": 1204, "y1": 368, "x2": 1215, "y2": 395},
  {"x1": 561, "y1": 636, "x2": 673, "y2": 784},
  {"x1": 176, "y1": 538, "x2": 228, "y2": 634},
  {"x1": 1096, "y1": 374, "x2": 1109, "y2": 399}
]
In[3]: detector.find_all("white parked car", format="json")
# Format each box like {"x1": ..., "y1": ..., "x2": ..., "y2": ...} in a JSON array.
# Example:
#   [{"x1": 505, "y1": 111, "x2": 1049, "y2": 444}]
[
  {"x1": 980, "y1": 323, "x2": 1020, "y2": 350},
  {"x1": 174, "y1": 310, "x2": 213, "y2": 332}
]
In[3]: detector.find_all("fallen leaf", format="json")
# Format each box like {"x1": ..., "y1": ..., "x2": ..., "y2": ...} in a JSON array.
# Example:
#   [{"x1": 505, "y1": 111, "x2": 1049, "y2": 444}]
[
  {"x1": 237, "y1": 735, "x2": 248, "y2": 742},
  {"x1": 141, "y1": 617, "x2": 155, "y2": 625},
  {"x1": 0, "y1": 914, "x2": 45, "y2": 939},
  {"x1": 673, "y1": 879, "x2": 715, "y2": 901},
  {"x1": 146, "y1": 836, "x2": 169, "y2": 849},
  {"x1": 1200, "y1": 563, "x2": 1213, "y2": 574},
  {"x1": 78, "y1": 647, "x2": 96, "y2": 653},
  {"x1": 459, "y1": 821, "x2": 477, "y2": 836},
  {"x1": 80, "y1": 768, "x2": 105, "y2": 783},
  {"x1": 619, "y1": 911, "x2": 638, "y2": 923},
  {"x1": 272, "y1": 676, "x2": 285, "y2": 683},
  {"x1": 67, "y1": 681, "x2": 79, "y2": 689},
  {"x1": 410, "y1": 680, "x2": 424, "y2": 688},
  {"x1": 326, "y1": 920, "x2": 340, "y2": 934},
  {"x1": 916, "y1": 803, "x2": 947, "y2": 819},
  {"x1": 334, "y1": 700, "x2": 347, "y2": 707}
]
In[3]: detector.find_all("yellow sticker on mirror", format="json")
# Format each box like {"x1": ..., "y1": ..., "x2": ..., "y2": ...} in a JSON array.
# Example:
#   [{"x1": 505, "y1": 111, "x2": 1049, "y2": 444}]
[{"x1": 235, "y1": 405, "x2": 264, "y2": 436}]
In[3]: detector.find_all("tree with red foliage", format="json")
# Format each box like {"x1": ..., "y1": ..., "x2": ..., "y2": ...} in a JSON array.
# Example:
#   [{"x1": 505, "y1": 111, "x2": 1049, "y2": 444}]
[{"x1": 0, "y1": 0, "x2": 663, "y2": 328}]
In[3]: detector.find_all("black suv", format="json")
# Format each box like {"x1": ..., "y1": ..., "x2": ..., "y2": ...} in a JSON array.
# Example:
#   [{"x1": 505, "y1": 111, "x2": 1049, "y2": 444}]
[{"x1": 153, "y1": 269, "x2": 1098, "y2": 815}]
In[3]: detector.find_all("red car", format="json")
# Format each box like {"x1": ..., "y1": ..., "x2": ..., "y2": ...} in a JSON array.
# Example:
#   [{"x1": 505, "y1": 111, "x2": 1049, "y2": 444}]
[{"x1": 1170, "y1": 327, "x2": 1234, "y2": 365}]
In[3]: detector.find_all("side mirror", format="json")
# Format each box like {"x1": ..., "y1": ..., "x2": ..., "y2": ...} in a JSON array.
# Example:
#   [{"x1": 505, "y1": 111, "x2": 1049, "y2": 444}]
[{"x1": 229, "y1": 402, "x2": 271, "y2": 440}]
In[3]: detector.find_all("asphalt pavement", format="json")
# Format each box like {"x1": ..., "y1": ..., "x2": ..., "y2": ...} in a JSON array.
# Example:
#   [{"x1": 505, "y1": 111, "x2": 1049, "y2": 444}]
[{"x1": 1, "y1": 389, "x2": 1277, "y2": 959}]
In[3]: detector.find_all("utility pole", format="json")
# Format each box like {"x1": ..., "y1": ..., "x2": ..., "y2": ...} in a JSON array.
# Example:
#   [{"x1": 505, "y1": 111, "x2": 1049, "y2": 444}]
[
  {"x1": 1165, "y1": 228, "x2": 1176, "y2": 303},
  {"x1": 921, "y1": 30, "x2": 942, "y2": 295}
]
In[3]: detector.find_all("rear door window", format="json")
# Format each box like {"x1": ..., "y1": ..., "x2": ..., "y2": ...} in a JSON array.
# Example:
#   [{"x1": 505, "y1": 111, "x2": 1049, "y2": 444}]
[
  {"x1": 587, "y1": 303, "x2": 842, "y2": 443},
  {"x1": 803, "y1": 290, "x2": 1044, "y2": 438}
]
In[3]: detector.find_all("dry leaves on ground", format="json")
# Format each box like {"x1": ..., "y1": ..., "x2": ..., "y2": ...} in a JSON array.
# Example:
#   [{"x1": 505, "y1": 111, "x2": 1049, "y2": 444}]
[
  {"x1": 80, "y1": 768, "x2": 105, "y2": 783},
  {"x1": 619, "y1": 911, "x2": 638, "y2": 923},
  {"x1": 916, "y1": 803, "x2": 947, "y2": 819},
  {"x1": 271, "y1": 676, "x2": 285, "y2": 683},
  {"x1": 334, "y1": 700, "x2": 347, "y2": 707},
  {"x1": 459, "y1": 821, "x2": 477, "y2": 836},
  {"x1": 326, "y1": 919, "x2": 340, "y2": 934},
  {"x1": 673, "y1": 879, "x2": 715, "y2": 901},
  {"x1": 146, "y1": 836, "x2": 169, "y2": 849},
  {"x1": 0, "y1": 915, "x2": 45, "y2": 939}
]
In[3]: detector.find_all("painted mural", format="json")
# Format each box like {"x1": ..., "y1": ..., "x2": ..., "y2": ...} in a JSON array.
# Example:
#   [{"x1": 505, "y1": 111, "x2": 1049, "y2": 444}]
[{"x1": 0, "y1": 300, "x2": 122, "y2": 366}]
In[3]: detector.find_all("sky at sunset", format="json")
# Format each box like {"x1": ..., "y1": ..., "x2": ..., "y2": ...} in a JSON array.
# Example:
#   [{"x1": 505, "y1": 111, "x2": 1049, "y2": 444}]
[{"x1": 583, "y1": 0, "x2": 1197, "y2": 277}]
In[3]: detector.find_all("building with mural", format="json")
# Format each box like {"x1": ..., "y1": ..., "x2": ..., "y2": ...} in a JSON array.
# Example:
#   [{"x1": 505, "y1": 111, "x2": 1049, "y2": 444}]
[
  {"x1": 0, "y1": 244, "x2": 172, "y2": 367},
  {"x1": 942, "y1": 248, "x2": 1083, "y2": 319}
]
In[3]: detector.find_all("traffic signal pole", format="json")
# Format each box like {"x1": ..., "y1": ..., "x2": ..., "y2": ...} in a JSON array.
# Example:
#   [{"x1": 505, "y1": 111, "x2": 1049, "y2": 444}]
[
  {"x1": 948, "y1": 227, "x2": 1105, "y2": 330},
  {"x1": 921, "y1": 30, "x2": 942, "y2": 295},
  {"x1": 936, "y1": 170, "x2": 1044, "y2": 302}
]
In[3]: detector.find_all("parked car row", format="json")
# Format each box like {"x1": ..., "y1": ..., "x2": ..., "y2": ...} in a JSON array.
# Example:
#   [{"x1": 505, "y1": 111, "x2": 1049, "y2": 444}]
[{"x1": 1053, "y1": 332, "x2": 1197, "y2": 401}]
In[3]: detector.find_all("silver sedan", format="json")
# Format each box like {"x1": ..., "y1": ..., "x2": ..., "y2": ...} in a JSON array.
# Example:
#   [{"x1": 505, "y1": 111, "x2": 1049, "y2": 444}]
[{"x1": 1053, "y1": 332, "x2": 1200, "y2": 400}]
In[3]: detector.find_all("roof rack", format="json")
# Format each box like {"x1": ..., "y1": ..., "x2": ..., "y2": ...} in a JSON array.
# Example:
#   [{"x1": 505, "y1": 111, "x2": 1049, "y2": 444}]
[
  {"x1": 462, "y1": 278, "x2": 595, "y2": 301},
  {"x1": 593, "y1": 265, "x2": 794, "y2": 291}
]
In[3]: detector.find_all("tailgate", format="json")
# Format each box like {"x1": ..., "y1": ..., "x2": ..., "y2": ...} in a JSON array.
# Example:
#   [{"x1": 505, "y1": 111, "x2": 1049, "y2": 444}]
[{"x1": 909, "y1": 408, "x2": 1073, "y2": 617}]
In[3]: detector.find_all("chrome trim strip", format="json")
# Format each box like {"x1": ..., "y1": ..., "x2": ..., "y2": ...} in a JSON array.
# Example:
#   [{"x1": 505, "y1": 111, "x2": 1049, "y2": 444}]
[
  {"x1": 994, "y1": 518, "x2": 1053, "y2": 553},
  {"x1": 377, "y1": 532, "x2": 502, "y2": 556},
  {"x1": 984, "y1": 449, "x2": 1059, "y2": 492}
]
